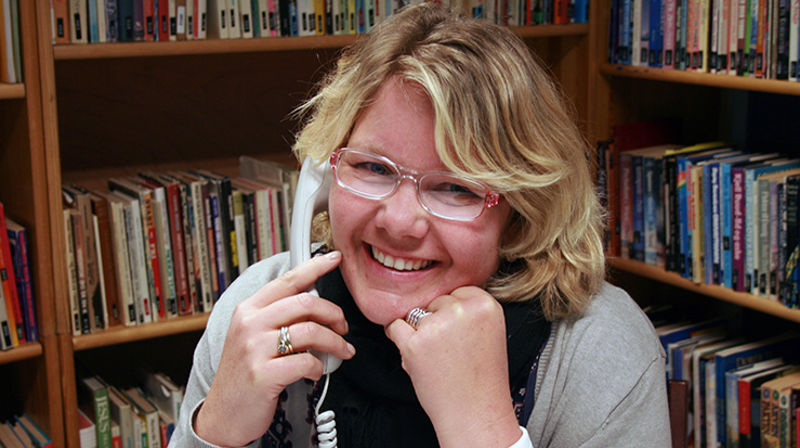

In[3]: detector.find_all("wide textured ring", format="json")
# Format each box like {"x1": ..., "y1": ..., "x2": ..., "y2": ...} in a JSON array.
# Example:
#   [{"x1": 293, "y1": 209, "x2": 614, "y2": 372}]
[
  {"x1": 277, "y1": 326, "x2": 293, "y2": 356},
  {"x1": 406, "y1": 307, "x2": 431, "y2": 330}
]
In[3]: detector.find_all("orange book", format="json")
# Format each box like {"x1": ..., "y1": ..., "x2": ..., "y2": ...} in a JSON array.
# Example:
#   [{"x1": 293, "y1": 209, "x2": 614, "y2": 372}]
[{"x1": 51, "y1": 0, "x2": 71, "y2": 43}]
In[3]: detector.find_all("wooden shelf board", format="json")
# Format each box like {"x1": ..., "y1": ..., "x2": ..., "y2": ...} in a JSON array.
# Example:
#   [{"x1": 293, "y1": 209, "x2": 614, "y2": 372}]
[
  {"x1": 512, "y1": 23, "x2": 589, "y2": 38},
  {"x1": 52, "y1": 24, "x2": 590, "y2": 60},
  {"x1": 73, "y1": 313, "x2": 209, "y2": 350},
  {"x1": 0, "y1": 342, "x2": 43, "y2": 365},
  {"x1": 0, "y1": 83, "x2": 25, "y2": 99},
  {"x1": 608, "y1": 257, "x2": 800, "y2": 323},
  {"x1": 600, "y1": 63, "x2": 800, "y2": 96}
]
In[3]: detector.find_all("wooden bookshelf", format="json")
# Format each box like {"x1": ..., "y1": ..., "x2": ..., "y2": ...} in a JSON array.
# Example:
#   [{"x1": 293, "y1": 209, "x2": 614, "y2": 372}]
[
  {"x1": 600, "y1": 63, "x2": 800, "y2": 96},
  {"x1": 608, "y1": 258, "x2": 800, "y2": 324},
  {"x1": 72, "y1": 314, "x2": 209, "y2": 351},
  {"x1": 0, "y1": 343, "x2": 43, "y2": 365},
  {"x1": 51, "y1": 23, "x2": 589, "y2": 60}
]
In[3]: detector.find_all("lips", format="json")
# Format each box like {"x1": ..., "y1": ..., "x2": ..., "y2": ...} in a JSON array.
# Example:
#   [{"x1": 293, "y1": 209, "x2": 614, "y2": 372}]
[{"x1": 370, "y1": 245, "x2": 434, "y2": 271}]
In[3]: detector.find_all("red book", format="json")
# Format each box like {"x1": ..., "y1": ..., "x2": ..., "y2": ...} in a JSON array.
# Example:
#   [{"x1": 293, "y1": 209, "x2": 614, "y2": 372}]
[
  {"x1": 144, "y1": 0, "x2": 157, "y2": 40},
  {"x1": 159, "y1": 0, "x2": 171, "y2": 40},
  {"x1": 0, "y1": 203, "x2": 21, "y2": 345}
]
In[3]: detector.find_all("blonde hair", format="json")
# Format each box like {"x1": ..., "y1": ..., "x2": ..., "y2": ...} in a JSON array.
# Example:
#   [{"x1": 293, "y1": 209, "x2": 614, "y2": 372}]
[{"x1": 293, "y1": 3, "x2": 605, "y2": 320}]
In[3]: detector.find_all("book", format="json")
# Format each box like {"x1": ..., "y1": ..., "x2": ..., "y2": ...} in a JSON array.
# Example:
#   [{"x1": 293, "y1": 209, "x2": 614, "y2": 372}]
[
  {"x1": 668, "y1": 379, "x2": 689, "y2": 448},
  {"x1": 723, "y1": 357, "x2": 786, "y2": 447},
  {"x1": 89, "y1": 192, "x2": 122, "y2": 328},
  {"x1": 0, "y1": 203, "x2": 23, "y2": 344},
  {"x1": 107, "y1": 385, "x2": 134, "y2": 448},
  {"x1": 0, "y1": 422, "x2": 24, "y2": 448},
  {"x1": 79, "y1": 376, "x2": 112, "y2": 448},
  {"x1": 761, "y1": 371, "x2": 800, "y2": 447},
  {"x1": 51, "y1": 0, "x2": 70, "y2": 43},
  {"x1": 142, "y1": 372, "x2": 183, "y2": 421},
  {"x1": 123, "y1": 387, "x2": 161, "y2": 448},
  {"x1": 10, "y1": 420, "x2": 36, "y2": 448},
  {"x1": 108, "y1": 190, "x2": 151, "y2": 325},
  {"x1": 77, "y1": 408, "x2": 96, "y2": 448},
  {"x1": 63, "y1": 209, "x2": 81, "y2": 336}
]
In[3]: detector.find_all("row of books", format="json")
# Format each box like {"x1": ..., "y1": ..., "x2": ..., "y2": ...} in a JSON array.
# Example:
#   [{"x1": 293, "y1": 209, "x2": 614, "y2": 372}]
[
  {"x1": 51, "y1": 0, "x2": 588, "y2": 45},
  {"x1": 597, "y1": 139, "x2": 800, "y2": 309},
  {"x1": 0, "y1": 202, "x2": 38, "y2": 351},
  {"x1": 0, "y1": 415, "x2": 52, "y2": 448},
  {"x1": 649, "y1": 306, "x2": 800, "y2": 448},
  {"x1": 608, "y1": 0, "x2": 800, "y2": 80},
  {"x1": 0, "y1": 0, "x2": 21, "y2": 83},
  {"x1": 78, "y1": 371, "x2": 183, "y2": 448},
  {"x1": 62, "y1": 156, "x2": 297, "y2": 336}
]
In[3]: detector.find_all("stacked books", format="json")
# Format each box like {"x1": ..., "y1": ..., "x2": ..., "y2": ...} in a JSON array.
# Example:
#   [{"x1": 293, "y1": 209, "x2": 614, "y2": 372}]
[
  {"x1": 608, "y1": 0, "x2": 800, "y2": 80},
  {"x1": 0, "y1": 202, "x2": 38, "y2": 350},
  {"x1": 50, "y1": 0, "x2": 588, "y2": 45},
  {"x1": 62, "y1": 156, "x2": 297, "y2": 335},
  {"x1": 598, "y1": 138, "x2": 800, "y2": 310}
]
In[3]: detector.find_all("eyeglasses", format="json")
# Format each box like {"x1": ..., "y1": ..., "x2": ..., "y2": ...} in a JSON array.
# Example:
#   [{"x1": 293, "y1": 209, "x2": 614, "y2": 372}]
[{"x1": 330, "y1": 148, "x2": 500, "y2": 221}]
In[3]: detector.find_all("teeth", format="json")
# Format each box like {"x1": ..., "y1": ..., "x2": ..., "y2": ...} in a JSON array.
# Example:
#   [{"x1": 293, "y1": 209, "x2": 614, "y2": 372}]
[{"x1": 371, "y1": 246, "x2": 432, "y2": 271}]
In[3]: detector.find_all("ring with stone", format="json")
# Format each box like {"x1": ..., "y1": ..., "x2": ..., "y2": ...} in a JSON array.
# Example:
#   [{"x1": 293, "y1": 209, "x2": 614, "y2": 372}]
[
  {"x1": 277, "y1": 326, "x2": 293, "y2": 356},
  {"x1": 406, "y1": 307, "x2": 431, "y2": 330}
]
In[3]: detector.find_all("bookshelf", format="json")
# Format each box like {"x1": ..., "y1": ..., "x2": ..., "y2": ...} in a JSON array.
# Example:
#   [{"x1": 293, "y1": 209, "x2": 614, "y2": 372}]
[
  {"x1": 0, "y1": 0, "x2": 65, "y2": 445},
  {"x1": 14, "y1": 0, "x2": 596, "y2": 446},
  {"x1": 588, "y1": 0, "x2": 800, "y2": 341}
]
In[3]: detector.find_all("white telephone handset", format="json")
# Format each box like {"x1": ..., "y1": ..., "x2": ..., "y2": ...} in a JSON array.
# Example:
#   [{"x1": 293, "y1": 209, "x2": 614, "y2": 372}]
[
  {"x1": 290, "y1": 157, "x2": 341, "y2": 448},
  {"x1": 289, "y1": 156, "x2": 342, "y2": 375}
]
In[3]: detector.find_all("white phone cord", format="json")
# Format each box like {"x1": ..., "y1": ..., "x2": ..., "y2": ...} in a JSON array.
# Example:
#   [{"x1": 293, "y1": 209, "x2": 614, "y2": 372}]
[{"x1": 315, "y1": 372, "x2": 338, "y2": 448}]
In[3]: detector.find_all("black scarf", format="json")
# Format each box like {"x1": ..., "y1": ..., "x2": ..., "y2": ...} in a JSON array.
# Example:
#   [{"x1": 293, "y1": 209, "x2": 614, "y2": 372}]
[{"x1": 314, "y1": 266, "x2": 550, "y2": 448}]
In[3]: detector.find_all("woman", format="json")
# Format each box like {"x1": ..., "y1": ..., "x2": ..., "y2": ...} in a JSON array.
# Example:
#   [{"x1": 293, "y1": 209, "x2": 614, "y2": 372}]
[{"x1": 171, "y1": 4, "x2": 671, "y2": 447}]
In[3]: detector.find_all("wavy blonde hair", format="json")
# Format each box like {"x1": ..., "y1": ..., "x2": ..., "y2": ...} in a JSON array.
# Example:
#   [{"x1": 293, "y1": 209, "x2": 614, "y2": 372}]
[{"x1": 292, "y1": 3, "x2": 605, "y2": 320}]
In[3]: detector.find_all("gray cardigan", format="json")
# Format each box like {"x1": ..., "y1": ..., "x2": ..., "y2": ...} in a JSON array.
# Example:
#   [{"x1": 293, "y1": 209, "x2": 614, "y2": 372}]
[{"x1": 170, "y1": 252, "x2": 671, "y2": 447}]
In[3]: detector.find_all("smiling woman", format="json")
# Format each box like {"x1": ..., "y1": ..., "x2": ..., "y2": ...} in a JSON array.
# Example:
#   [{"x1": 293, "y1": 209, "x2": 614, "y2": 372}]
[{"x1": 170, "y1": 4, "x2": 672, "y2": 448}]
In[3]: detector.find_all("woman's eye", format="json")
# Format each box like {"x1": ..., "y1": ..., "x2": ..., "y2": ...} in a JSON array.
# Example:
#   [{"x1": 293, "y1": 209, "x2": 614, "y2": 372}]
[{"x1": 354, "y1": 161, "x2": 392, "y2": 176}]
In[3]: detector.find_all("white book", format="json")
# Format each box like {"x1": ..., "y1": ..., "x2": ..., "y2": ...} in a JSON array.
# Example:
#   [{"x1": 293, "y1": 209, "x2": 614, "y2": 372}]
[
  {"x1": 185, "y1": 0, "x2": 194, "y2": 38},
  {"x1": 96, "y1": 0, "x2": 107, "y2": 42},
  {"x1": 115, "y1": 192, "x2": 152, "y2": 325},
  {"x1": 239, "y1": 0, "x2": 254, "y2": 37},
  {"x1": 106, "y1": 194, "x2": 136, "y2": 327},
  {"x1": 790, "y1": 0, "x2": 798, "y2": 80},
  {"x1": 228, "y1": 0, "x2": 241, "y2": 37},
  {"x1": 69, "y1": 0, "x2": 88, "y2": 42},
  {"x1": 92, "y1": 216, "x2": 109, "y2": 330}
]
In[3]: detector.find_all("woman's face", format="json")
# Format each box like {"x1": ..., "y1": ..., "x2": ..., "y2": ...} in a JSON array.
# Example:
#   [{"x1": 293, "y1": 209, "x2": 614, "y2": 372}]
[{"x1": 328, "y1": 77, "x2": 512, "y2": 326}]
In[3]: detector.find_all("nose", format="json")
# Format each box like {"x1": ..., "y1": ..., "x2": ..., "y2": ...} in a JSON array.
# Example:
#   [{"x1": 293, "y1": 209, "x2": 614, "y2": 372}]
[{"x1": 374, "y1": 178, "x2": 430, "y2": 239}]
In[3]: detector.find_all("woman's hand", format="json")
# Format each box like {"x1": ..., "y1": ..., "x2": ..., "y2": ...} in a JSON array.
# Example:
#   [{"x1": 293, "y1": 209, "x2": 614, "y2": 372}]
[
  {"x1": 194, "y1": 251, "x2": 355, "y2": 447},
  {"x1": 385, "y1": 286, "x2": 522, "y2": 448}
]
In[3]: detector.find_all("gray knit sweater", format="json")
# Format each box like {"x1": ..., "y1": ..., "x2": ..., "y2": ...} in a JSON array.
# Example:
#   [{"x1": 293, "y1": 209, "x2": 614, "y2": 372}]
[{"x1": 169, "y1": 252, "x2": 671, "y2": 448}]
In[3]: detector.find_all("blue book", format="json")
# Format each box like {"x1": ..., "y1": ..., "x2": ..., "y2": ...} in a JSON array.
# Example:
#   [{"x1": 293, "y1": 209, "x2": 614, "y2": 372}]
[
  {"x1": 574, "y1": 0, "x2": 588, "y2": 22},
  {"x1": 648, "y1": 0, "x2": 663, "y2": 67},
  {"x1": 702, "y1": 161, "x2": 716, "y2": 284},
  {"x1": 6, "y1": 218, "x2": 37, "y2": 342},
  {"x1": 633, "y1": 155, "x2": 645, "y2": 261},
  {"x1": 88, "y1": 0, "x2": 100, "y2": 42},
  {"x1": 118, "y1": 0, "x2": 135, "y2": 41},
  {"x1": 713, "y1": 333, "x2": 800, "y2": 447},
  {"x1": 722, "y1": 357, "x2": 786, "y2": 447}
]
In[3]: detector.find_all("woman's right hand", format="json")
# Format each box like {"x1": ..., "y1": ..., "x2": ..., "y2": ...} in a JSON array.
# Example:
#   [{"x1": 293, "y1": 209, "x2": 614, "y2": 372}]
[{"x1": 194, "y1": 250, "x2": 355, "y2": 447}]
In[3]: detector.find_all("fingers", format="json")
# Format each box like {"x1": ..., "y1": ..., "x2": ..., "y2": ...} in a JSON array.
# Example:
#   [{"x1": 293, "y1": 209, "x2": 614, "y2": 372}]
[
  {"x1": 385, "y1": 317, "x2": 416, "y2": 348},
  {"x1": 276, "y1": 322, "x2": 356, "y2": 361},
  {"x1": 249, "y1": 251, "x2": 342, "y2": 308},
  {"x1": 258, "y1": 291, "x2": 350, "y2": 335}
]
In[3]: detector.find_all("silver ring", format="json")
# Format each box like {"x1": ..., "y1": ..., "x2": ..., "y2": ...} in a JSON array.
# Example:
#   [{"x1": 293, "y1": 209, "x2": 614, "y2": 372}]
[
  {"x1": 406, "y1": 307, "x2": 431, "y2": 330},
  {"x1": 277, "y1": 326, "x2": 293, "y2": 356}
]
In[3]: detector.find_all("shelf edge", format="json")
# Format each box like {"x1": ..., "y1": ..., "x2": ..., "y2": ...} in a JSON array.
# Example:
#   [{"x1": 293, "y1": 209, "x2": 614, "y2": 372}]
[
  {"x1": 0, "y1": 342, "x2": 43, "y2": 365},
  {"x1": 608, "y1": 257, "x2": 800, "y2": 323},
  {"x1": 0, "y1": 83, "x2": 26, "y2": 99},
  {"x1": 72, "y1": 314, "x2": 209, "y2": 350},
  {"x1": 600, "y1": 63, "x2": 800, "y2": 96}
]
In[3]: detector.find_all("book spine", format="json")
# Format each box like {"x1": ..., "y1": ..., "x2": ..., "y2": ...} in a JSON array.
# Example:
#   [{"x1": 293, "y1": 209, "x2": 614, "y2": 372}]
[
  {"x1": 167, "y1": 184, "x2": 191, "y2": 316},
  {"x1": 8, "y1": 225, "x2": 36, "y2": 341},
  {"x1": 664, "y1": 0, "x2": 678, "y2": 67},
  {"x1": 758, "y1": 178, "x2": 770, "y2": 296},
  {"x1": 153, "y1": 190, "x2": 177, "y2": 317},
  {"x1": 124, "y1": 200, "x2": 151, "y2": 324},
  {"x1": 770, "y1": 181, "x2": 781, "y2": 300},
  {"x1": 109, "y1": 201, "x2": 135, "y2": 326},
  {"x1": 783, "y1": 176, "x2": 798, "y2": 305},
  {"x1": 141, "y1": 192, "x2": 163, "y2": 321},
  {"x1": 644, "y1": 157, "x2": 657, "y2": 264},
  {"x1": 0, "y1": 209, "x2": 22, "y2": 344},
  {"x1": 721, "y1": 163, "x2": 734, "y2": 289},
  {"x1": 712, "y1": 164, "x2": 722, "y2": 284},
  {"x1": 190, "y1": 182, "x2": 212, "y2": 312},
  {"x1": 71, "y1": 213, "x2": 91, "y2": 335},
  {"x1": 93, "y1": 196, "x2": 122, "y2": 327},
  {"x1": 175, "y1": 182, "x2": 196, "y2": 315},
  {"x1": 732, "y1": 168, "x2": 746, "y2": 291}
]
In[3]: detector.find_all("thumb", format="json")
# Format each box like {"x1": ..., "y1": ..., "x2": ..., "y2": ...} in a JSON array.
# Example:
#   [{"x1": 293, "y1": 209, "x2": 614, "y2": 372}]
[{"x1": 385, "y1": 318, "x2": 415, "y2": 350}]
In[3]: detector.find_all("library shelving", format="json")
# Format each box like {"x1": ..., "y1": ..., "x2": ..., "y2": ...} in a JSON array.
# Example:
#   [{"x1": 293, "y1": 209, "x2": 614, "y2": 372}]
[
  {"x1": 0, "y1": 0, "x2": 65, "y2": 445},
  {"x1": 588, "y1": 0, "x2": 800, "y2": 338},
  {"x1": 12, "y1": 0, "x2": 596, "y2": 446}
]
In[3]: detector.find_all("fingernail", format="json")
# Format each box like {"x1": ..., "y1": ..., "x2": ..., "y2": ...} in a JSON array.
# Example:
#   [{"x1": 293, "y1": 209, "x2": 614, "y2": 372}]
[
  {"x1": 347, "y1": 343, "x2": 356, "y2": 355},
  {"x1": 326, "y1": 250, "x2": 342, "y2": 261}
]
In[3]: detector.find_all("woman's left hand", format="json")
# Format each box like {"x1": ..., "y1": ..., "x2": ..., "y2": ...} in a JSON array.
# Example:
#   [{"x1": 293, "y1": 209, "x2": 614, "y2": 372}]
[{"x1": 385, "y1": 286, "x2": 523, "y2": 448}]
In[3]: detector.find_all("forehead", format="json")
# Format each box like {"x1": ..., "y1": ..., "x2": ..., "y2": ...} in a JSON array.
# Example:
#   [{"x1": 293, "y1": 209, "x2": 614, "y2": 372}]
[{"x1": 347, "y1": 77, "x2": 447, "y2": 172}]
